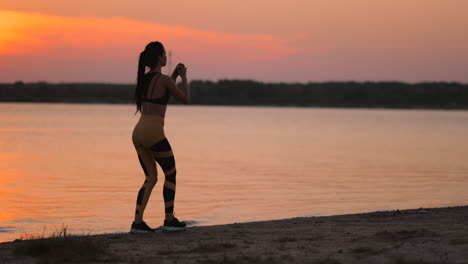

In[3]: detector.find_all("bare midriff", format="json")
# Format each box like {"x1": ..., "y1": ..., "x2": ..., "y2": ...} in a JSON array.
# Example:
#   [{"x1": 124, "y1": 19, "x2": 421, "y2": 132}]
[{"x1": 141, "y1": 102, "x2": 167, "y2": 118}]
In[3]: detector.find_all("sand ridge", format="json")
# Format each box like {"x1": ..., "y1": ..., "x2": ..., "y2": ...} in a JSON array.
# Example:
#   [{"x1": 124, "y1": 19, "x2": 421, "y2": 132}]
[{"x1": 1, "y1": 205, "x2": 468, "y2": 263}]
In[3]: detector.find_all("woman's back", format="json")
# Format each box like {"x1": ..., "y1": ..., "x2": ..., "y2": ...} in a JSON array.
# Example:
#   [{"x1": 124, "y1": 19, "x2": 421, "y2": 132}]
[{"x1": 141, "y1": 72, "x2": 169, "y2": 117}]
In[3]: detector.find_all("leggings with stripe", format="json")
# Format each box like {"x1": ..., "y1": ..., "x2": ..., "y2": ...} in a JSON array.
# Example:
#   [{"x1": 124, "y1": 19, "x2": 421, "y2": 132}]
[{"x1": 132, "y1": 114, "x2": 177, "y2": 220}]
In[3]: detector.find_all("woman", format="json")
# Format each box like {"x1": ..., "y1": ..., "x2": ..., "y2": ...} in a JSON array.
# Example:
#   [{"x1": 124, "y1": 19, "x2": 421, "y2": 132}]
[{"x1": 130, "y1": 41, "x2": 190, "y2": 233}]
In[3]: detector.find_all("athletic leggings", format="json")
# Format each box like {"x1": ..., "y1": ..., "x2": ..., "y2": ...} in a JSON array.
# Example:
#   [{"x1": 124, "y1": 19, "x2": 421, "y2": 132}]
[{"x1": 132, "y1": 114, "x2": 177, "y2": 220}]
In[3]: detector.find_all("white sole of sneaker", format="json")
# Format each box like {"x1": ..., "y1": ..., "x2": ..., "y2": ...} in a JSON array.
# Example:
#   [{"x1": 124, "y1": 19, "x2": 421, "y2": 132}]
[
  {"x1": 130, "y1": 228, "x2": 154, "y2": 234},
  {"x1": 162, "y1": 226, "x2": 186, "y2": 231}
]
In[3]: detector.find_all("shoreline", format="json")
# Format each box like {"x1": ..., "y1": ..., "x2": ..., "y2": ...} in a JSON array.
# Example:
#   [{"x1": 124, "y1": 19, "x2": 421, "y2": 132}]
[
  {"x1": 2, "y1": 100, "x2": 468, "y2": 112},
  {"x1": 1, "y1": 205, "x2": 467, "y2": 263}
]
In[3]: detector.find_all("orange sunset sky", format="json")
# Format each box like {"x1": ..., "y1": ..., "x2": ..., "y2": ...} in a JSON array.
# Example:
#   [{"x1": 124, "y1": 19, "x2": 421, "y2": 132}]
[{"x1": 0, "y1": 0, "x2": 467, "y2": 83}]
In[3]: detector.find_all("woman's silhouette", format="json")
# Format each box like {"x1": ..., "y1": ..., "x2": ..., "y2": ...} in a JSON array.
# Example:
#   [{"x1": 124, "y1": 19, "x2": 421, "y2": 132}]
[{"x1": 130, "y1": 41, "x2": 190, "y2": 233}]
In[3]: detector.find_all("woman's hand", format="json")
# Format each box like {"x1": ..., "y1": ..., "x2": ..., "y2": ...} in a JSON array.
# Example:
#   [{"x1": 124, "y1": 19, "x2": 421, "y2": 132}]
[
  {"x1": 171, "y1": 63, "x2": 183, "y2": 79},
  {"x1": 178, "y1": 63, "x2": 187, "y2": 79}
]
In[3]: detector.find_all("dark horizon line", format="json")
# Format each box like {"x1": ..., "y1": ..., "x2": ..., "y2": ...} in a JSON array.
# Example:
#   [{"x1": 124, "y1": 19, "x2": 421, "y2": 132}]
[
  {"x1": 2, "y1": 80, "x2": 467, "y2": 110},
  {"x1": 2, "y1": 79, "x2": 467, "y2": 86}
]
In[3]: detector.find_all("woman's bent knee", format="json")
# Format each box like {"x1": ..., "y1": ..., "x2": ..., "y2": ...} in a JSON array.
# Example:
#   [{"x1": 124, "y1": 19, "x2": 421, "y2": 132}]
[{"x1": 146, "y1": 177, "x2": 158, "y2": 186}]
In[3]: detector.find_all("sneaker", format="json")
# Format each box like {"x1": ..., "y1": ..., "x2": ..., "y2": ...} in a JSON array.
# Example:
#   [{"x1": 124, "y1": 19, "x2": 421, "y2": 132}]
[
  {"x1": 130, "y1": 221, "x2": 155, "y2": 234},
  {"x1": 162, "y1": 216, "x2": 186, "y2": 231}
]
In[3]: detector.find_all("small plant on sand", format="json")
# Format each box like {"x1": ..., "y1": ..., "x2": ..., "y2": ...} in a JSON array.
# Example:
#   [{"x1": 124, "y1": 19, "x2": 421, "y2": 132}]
[{"x1": 13, "y1": 224, "x2": 109, "y2": 263}]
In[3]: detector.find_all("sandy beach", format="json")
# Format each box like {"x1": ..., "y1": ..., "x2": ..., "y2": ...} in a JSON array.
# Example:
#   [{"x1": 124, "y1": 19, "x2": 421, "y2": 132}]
[{"x1": 1, "y1": 205, "x2": 467, "y2": 263}]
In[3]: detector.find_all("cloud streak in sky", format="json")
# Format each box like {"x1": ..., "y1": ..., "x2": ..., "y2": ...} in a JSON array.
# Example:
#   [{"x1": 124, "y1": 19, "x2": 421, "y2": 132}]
[
  {"x1": 0, "y1": 10, "x2": 302, "y2": 83},
  {"x1": 1, "y1": 5, "x2": 468, "y2": 83}
]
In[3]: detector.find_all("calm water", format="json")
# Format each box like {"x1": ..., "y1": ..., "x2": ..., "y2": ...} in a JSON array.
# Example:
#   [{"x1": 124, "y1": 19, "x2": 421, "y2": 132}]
[{"x1": 0, "y1": 102, "x2": 467, "y2": 242}]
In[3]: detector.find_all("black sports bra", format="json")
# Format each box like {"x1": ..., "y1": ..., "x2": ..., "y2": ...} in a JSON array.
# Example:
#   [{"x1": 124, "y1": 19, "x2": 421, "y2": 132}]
[{"x1": 141, "y1": 72, "x2": 170, "y2": 105}]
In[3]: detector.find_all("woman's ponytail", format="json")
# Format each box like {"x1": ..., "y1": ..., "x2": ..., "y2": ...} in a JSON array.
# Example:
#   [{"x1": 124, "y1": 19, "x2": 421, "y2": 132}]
[
  {"x1": 134, "y1": 51, "x2": 147, "y2": 115},
  {"x1": 137, "y1": 51, "x2": 147, "y2": 85},
  {"x1": 133, "y1": 41, "x2": 166, "y2": 115}
]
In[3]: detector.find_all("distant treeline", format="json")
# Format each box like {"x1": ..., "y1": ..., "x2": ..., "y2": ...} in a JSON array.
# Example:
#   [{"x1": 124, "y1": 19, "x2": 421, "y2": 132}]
[{"x1": 1, "y1": 80, "x2": 468, "y2": 109}]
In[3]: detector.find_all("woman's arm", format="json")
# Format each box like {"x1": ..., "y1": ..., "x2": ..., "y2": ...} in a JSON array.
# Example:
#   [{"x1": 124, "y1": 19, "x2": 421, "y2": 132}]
[
  {"x1": 170, "y1": 69, "x2": 178, "y2": 83},
  {"x1": 164, "y1": 75, "x2": 190, "y2": 104},
  {"x1": 180, "y1": 76, "x2": 190, "y2": 103}
]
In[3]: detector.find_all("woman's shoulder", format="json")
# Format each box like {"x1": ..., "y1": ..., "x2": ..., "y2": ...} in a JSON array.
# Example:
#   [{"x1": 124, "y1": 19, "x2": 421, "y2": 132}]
[
  {"x1": 144, "y1": 72, "x2": 169, "y2": 82},
  {"x1": 158, "y1": 74, "x2": 173, "y2": 83}
]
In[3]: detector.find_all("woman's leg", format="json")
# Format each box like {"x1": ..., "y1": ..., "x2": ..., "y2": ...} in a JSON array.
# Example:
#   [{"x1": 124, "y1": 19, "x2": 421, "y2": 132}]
[
  {"x1": 134, "y1": 146, "x2": 158, "y2": 223},
  {"x1": 149, "y1": 137, "x2": 177, "y2": 220}
]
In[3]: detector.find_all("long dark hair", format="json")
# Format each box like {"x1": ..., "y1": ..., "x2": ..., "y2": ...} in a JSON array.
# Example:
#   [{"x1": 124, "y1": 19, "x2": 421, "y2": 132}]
[{"x1": 133, "y1": 41, "x2": 165, "y2": 115}]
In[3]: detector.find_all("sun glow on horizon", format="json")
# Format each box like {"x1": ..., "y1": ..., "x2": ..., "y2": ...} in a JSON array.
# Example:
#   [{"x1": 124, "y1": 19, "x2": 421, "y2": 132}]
[
  {"x1": 0, "y1": 9, "x2": 306, "y2": 82},
  {"x1": 0, "y1": 10, "x2": 300, "y2": 58}
]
